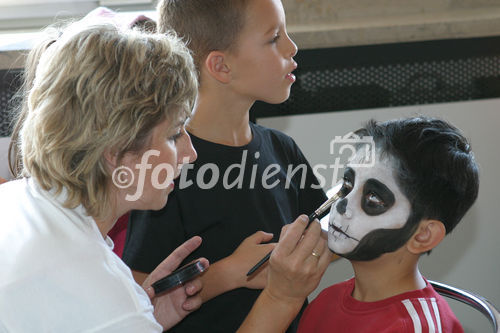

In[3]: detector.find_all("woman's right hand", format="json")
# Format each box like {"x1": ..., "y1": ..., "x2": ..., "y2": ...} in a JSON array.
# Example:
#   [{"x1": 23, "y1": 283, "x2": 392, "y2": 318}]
[
  {"x1": 237, "y1": 215, "x2": 332, "y2": 332},
  {"x1": 266, "y1": 215, "x2": 331, "y2": 304}
]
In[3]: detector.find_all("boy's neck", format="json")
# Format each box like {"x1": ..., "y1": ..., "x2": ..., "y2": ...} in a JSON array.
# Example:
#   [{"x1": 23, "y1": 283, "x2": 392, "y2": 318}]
[
  {"x1": 187, "y1": 82, "x2": 254, "y2": 146},
  {"x1": 350, "y1": 251, "x2": 425, "y2": 302}
]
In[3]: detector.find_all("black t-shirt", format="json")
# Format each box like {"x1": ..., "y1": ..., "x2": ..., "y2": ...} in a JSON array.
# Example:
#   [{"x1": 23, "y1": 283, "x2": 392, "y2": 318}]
[{"x1": 123, "y1": 123, "x2": 327, "y2": 333}]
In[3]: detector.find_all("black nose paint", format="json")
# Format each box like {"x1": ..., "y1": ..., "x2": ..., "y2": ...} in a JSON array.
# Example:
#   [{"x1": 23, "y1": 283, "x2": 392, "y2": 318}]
[{"x1": 336, "y1": 198, "x2": 348, "y2": 215}]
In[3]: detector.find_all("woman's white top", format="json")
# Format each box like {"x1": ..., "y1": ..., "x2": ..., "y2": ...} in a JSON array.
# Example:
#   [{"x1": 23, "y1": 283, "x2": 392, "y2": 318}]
[{"x1": 0, "y1": 178, "x2": 162, "y2": 332}]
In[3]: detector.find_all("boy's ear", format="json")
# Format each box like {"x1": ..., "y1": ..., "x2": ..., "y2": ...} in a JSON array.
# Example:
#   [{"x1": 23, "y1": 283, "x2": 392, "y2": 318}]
[
  {"x1": 204, "y1": 51, "x2": 231, "y2": 83},
  {"x1": 406, "y1": 219, "x2": 446, "y2": 254}
]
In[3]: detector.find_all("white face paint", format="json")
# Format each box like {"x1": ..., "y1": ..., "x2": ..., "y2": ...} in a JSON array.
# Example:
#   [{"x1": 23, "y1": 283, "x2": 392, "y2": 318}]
[{"x1": 328, "y1": 152, "x2": 411, "y2": 255}]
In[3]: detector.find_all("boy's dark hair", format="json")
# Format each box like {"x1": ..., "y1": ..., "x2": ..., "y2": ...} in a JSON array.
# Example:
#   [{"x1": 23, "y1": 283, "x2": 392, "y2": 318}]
[
  {"x1": 356, "y1": 117, "x2": 479, "y2": 235},
  {"x1": 157, "y1": 0, "x2": 250, "y2": 71}
]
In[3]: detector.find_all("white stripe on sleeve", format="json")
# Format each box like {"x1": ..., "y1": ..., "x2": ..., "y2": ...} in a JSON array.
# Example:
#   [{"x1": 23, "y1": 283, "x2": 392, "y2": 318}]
[
  {"x1": 402, "y1": 299, "x2": 422, "y2": 333},
  {"x1": 419, "y1": 298, "x2": 436, "y2": 333},
  {"x1": 430, "y1": 298, "x2": 443, "y2": 333}
]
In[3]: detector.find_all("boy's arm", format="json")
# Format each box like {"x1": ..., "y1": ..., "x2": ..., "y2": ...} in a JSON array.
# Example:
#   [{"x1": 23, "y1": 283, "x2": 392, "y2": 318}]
[
  {"x1": 131, "y1": 231, "x2": 275, "y2": 302},
  {"x1": 198, "y1": 231, "x2": 275, "y2": 302},
  {"x1": 131, "y1": 237, "x2": 337, "y2": 303}
]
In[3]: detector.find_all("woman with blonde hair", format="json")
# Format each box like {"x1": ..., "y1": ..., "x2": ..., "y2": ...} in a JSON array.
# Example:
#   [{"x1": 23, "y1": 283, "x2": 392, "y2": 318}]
[
  {"x1": 0, "y1": 16, "x2": 330, "y2": 333},
  {"x1": 0, "y1": 21, "x2": 203, "y2": 331}
]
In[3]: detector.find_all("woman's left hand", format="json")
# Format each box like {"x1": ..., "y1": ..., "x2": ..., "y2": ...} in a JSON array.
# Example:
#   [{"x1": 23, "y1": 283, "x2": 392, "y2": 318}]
[{"x1": 142, "y1": 236, "x2": 209, "y2": 331}]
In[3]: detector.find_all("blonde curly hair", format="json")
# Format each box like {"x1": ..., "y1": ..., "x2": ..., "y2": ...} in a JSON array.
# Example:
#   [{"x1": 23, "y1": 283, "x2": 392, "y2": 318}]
[{"x1": 21, "y1": 22, "x2": 197, "y2": 219}]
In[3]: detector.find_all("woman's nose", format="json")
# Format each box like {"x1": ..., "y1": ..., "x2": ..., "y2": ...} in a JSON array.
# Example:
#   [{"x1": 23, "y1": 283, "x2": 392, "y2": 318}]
[{"x1": 178, "y1": 133, "x2": 197, "y2": 164}]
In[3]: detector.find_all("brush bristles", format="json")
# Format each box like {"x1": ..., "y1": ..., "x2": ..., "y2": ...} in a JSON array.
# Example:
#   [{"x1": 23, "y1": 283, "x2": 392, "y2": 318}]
[{"x1": 315, "y1": 192, "x2": 341, "y2": 216}]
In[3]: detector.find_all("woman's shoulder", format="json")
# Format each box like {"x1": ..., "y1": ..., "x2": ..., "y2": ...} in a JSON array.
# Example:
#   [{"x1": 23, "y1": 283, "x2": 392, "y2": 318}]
[
  {"x1": 0, "y1": 178, "x2": 97, "y2": 260},
  {"x1": 0, "y1": 178, "x2": 38, "y2": 225}
]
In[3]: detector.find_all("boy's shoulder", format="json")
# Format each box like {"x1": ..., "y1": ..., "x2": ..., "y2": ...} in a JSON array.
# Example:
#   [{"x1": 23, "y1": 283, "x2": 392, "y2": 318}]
[
  {"x1": 251, "y1": 123, "x2": 310, "y2": 164},
  {"x1": 302, "y1": 278, "x2": 464, "y2": 333},
  {"x1": 251, "y1": 122, "x2": 294, "y2": 143},
  {"x1": 306, "y1": 278, "x2": 353, "y2": 312},
  {"x1": 393, "y1": 281, "x2": 464, "y2": 333},
  {"x1": 250, "y1": 122, "x2": 301, "y2": 155}
]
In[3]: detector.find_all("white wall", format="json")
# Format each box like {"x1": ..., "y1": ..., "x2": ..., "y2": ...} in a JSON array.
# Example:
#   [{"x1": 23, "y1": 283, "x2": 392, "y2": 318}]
[
  {"x1": 258, "y1": 98, "x2": 500, "y2": 332},
  {"x1": 0, "y1": 137, "x2": 11, "y2": 180}
]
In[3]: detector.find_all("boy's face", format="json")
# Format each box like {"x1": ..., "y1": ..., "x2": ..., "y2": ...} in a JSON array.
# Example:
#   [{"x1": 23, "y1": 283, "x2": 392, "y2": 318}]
[
  {"x1": 328, "y1": 151, "x2": 412, "y2": 260},
  {"x1": 226, "y1": 0, "x2": 298, "y2": 104}
]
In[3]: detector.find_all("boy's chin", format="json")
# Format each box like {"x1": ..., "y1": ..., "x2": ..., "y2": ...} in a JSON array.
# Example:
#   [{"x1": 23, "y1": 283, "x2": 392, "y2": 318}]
[
  {"x1": 328, "y1": 242, "x2": 355, "y2": 257},
  {"x1": 259, "y1": 92, "x2": 291, "y2": 105}
]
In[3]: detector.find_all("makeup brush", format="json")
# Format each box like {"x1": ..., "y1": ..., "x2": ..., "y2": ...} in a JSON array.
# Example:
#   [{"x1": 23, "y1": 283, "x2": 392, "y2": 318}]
[{"x1": 246, "y1": 189, "x2": 344, "y2": 276}]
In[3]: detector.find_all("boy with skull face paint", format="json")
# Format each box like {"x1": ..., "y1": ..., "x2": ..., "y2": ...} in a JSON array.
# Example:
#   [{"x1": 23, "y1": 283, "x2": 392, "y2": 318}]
[{"x1": 298, "y1": 117, "x2": 479, "y2": 333}]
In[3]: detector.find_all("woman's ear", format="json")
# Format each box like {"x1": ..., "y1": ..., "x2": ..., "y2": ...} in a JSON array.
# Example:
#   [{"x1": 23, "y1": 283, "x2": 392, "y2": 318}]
[
  {"x1": 103, "y1": 148, "x2": 119, "y2": 168},
  {"x1": 407, "y1": 219, "x2": 446, "y2": 254},
  {"x1": 204, "y1": 51, "x2": 231, "y2": 83}
]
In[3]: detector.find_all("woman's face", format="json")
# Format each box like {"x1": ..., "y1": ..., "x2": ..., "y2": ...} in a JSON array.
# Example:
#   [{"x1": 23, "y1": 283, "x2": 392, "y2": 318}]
[{"x1": 117, "y1": 117, "x2": 197, "y2": 211}]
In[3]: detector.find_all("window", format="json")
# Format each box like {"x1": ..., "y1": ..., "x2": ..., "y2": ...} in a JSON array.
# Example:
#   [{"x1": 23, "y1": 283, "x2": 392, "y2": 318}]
[{"x1": 0, "y1": 0, "x2": 154, "y2": 31}]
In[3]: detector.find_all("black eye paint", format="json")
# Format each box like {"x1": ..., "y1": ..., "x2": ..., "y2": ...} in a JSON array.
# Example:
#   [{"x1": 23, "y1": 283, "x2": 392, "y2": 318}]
[
  {"x1": 335, "y1": 168, "x2": 354, "y2": 215},
  {"x1": 336, "y1": 198, "x2": 348, "y2": 215},
  {"x1": 361, "y1": 179, "x2": 395, "y2": 216},
  {"x1": 340, "y1": 167, "x2": 355, "y2": 196}
]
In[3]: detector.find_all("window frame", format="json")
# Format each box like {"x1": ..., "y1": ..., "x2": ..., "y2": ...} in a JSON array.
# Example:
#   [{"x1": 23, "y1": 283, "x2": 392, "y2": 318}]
[{"x1": 0, "y1": 0, "x2": 154, "y2": 31}]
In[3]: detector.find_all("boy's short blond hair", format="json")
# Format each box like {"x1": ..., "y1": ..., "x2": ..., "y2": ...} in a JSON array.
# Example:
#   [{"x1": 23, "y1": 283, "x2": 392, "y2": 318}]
[
  {"x1": 157, "y1": 0, "x2": 249, "y2": 72},
  {"x1": 21, "y1": 22, "x2": 197, "y2": 219}
]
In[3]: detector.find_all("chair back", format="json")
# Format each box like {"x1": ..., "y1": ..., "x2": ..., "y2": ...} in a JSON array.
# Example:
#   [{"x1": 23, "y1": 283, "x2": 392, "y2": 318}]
[{"x1": 429, "y1": 280, "x2": 500, "y2": 333}]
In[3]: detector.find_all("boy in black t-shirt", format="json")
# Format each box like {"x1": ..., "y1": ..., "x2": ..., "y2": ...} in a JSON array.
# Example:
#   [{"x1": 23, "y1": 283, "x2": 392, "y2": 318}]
[{"x1": 123, "y1": 1, "x2": 331, "y2": 332}]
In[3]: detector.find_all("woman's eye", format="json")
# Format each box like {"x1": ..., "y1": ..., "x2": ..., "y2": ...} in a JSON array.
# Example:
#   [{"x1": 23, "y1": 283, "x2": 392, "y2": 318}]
[
  {"x1": 366, "y1": 192, "x2": 384, "y2": 207},
  {"x1": 169, "y1": 132, "x2": 183, "y2": 143}
]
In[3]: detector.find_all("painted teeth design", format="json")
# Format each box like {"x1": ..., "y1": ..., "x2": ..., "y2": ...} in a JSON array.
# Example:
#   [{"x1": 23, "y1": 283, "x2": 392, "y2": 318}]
[
  {"x1": 329, "y1": 222, "x2": 360, "y2": 242},
  {"x1": 329, "y1": 223, "x2": 348, "y2": 241}
]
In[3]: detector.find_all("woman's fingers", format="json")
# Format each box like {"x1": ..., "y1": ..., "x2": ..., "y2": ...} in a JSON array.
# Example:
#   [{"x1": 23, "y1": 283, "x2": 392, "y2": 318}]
[
  {"x1": 317, "y1": 241, "x2": 333, "y2": 271},
  {"x1": 310, "y1": 232, "x2": 326, "y2": 264},
  {"x1": 184, "y1": 277, "x2": 203, "y2": 296},
  {"x1": 182, "y1": 293, "x2": 203, "y2": 311},
  {"x1": 274, "y1": 215, "x2": 308, "y2": 256},
  {"x1": 181, "y1": 278, "x2": 204, "y2": 311},
  {"x1": 143, "y1": 236, "x2": 206, "y2": 294},
  {"x1": 295, "y1": 220, "x2": 322, "y2": 262}
]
